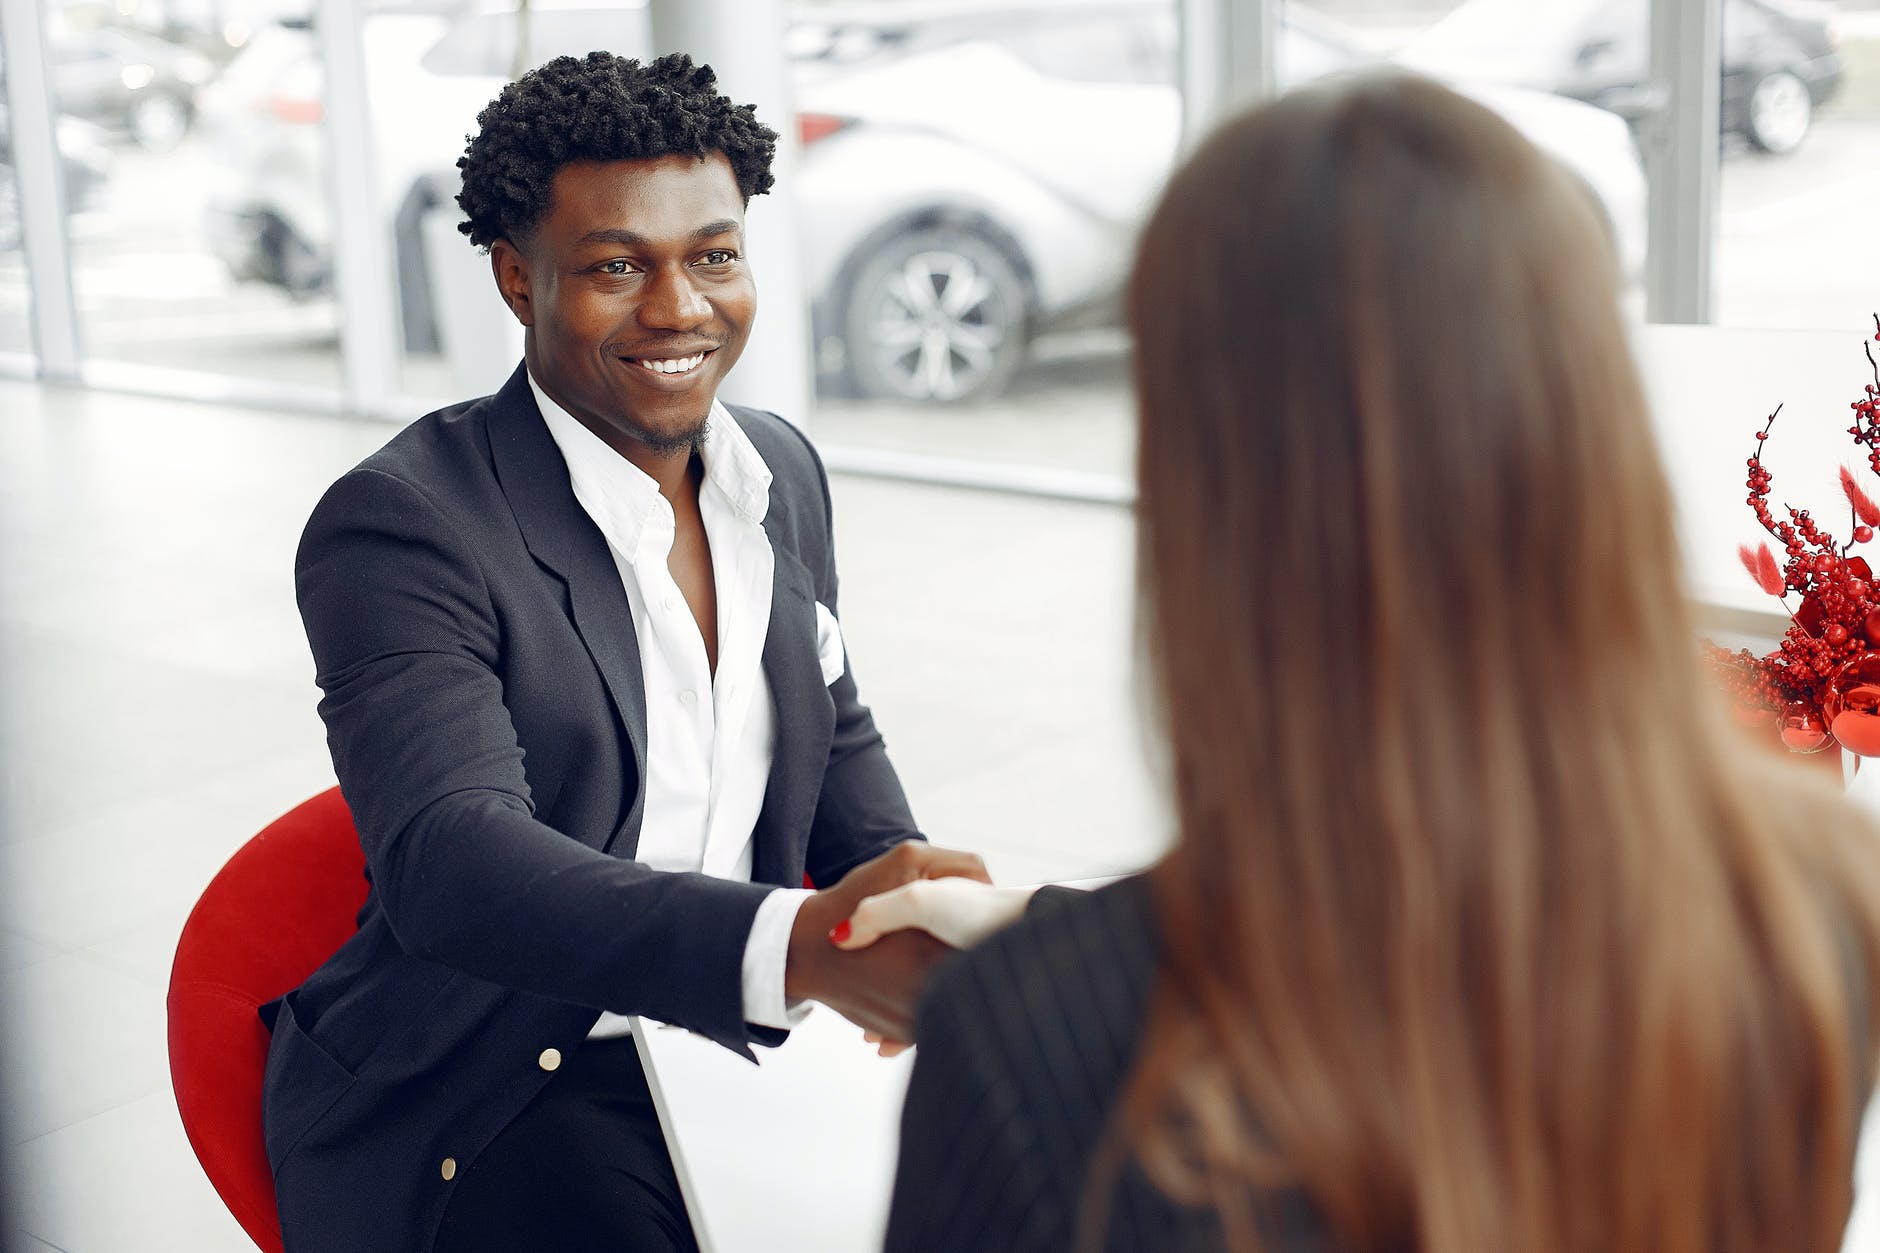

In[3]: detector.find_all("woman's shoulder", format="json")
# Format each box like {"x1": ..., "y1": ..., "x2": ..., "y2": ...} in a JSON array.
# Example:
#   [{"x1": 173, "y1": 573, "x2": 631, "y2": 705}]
[{"x1": 915, "y1": 874, "x2": 1163, "y2": 1091}]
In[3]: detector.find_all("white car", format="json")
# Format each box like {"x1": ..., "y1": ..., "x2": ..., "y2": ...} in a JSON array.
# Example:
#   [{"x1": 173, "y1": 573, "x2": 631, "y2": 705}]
[
  {"x1": 199, "y1": 0, "x2": 1645, "y2": 404},
  {"x1": 792, "y1": 0, "x2": 1647, "y2": 402}
]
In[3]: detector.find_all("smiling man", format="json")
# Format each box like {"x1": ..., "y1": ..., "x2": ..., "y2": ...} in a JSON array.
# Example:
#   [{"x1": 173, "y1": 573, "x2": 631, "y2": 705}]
[{"x1": 262, "y1": 53, "x2": 983, "y2": 1253}]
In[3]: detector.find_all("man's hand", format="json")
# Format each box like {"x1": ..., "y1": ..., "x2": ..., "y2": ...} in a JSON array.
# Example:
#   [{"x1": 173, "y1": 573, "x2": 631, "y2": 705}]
[{"x1": 785, "y1": 842, "x2": 990, "y2": 1042}]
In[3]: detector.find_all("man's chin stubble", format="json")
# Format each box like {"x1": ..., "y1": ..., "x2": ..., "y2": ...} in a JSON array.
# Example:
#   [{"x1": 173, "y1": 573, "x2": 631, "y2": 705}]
[{"x1": 637, "y1": 416, "x2": 711, "y2": 457}]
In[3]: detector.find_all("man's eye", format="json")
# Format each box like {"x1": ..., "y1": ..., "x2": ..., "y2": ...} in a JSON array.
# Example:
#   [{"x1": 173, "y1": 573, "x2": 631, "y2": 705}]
[
  {"x1": 599, "y1": 259, "x2": 633, "y2": 275},
  {"x1": 702, "y1": 250, "x2": 737, "y2": 266}
]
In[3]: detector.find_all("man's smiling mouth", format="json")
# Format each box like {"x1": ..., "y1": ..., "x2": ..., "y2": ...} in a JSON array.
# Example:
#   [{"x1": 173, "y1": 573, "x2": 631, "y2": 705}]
[{"x1": 627, "y1": 351, "x2": 711, "y2": 376}]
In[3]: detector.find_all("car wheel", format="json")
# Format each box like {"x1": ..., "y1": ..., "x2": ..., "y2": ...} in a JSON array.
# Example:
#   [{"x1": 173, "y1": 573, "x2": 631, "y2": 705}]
[
  {"x1": 128, "y1": 92, "x2": 190, "y2": 153},
  {"x1": 842, "y1": 228, "x2": 1029, "y2": 404},
  {"x1": 1746, "y1": 70, "x2": 1811, "y2": 155}
]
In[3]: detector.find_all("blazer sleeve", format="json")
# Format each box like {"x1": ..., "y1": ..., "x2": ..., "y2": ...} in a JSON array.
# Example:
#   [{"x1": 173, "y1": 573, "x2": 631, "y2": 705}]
[
  {"x1": 883, "y1": 956, "x2": 1055, "y2": 1253},
  {"x1": 297, "y1": 465, "x2": 775, "y2": 1054},
  {"x1": 781, "y1": 420, "x2": 927, "y2": 887}
]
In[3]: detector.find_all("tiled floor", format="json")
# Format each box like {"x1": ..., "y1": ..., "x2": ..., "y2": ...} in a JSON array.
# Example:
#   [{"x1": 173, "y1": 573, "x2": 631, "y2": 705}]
[
  {"x1": 0, "y1": 378, "x2": 1167, "y2": 1251},
  {"x1": 4, "y1": 377, "x2": 1879, "y2": 1252}
]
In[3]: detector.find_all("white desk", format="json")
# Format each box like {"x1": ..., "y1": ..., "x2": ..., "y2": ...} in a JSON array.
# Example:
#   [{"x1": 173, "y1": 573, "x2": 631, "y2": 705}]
[{"x1": 633, "y1": 1008, "x2": 914, "y2": 1253}]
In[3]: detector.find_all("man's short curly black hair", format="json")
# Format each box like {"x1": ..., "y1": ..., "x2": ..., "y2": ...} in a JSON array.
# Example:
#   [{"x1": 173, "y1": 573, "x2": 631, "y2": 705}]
[{"x1": 456, "y1": 51, "x2": 777, "y2": 249}]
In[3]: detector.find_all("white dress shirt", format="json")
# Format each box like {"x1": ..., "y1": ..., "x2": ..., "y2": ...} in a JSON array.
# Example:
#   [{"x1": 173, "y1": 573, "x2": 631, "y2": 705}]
[{"x1": 529, "y1": 374, "x2": 812, "y2": 1035}]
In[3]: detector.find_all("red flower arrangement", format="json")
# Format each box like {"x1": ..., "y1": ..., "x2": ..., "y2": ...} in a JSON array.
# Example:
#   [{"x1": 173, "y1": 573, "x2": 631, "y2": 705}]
[{"x1": 1707, "y1": 316, "x2": 1880, "y2": 757}]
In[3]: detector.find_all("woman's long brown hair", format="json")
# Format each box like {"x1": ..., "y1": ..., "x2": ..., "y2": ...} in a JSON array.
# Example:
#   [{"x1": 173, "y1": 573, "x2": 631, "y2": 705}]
[{"x1": 1117, "y1": 72, "x2": 1880, "y2": 1253}]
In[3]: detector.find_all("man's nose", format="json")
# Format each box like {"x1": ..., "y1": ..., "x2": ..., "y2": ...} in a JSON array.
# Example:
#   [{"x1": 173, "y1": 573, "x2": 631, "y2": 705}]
[{"x1": 639, "y1": 266, "x2": 712, "y2": 330}]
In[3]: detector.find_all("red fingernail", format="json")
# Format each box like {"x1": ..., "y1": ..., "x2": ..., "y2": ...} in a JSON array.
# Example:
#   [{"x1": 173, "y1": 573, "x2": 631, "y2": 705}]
[{"x1": 829, "y1": 920, "x2": 852, "y2": 943}]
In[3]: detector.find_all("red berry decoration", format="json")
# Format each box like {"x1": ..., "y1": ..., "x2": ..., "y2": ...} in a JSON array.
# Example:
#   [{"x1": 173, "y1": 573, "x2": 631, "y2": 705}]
[{"x1": 1704, "y1": 315, "x2": 1880, "y2": 757}]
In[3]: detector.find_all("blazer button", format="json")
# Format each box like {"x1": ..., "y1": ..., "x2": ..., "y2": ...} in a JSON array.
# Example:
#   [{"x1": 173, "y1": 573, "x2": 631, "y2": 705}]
[
  {"x1": 440, "y1": 1157, "x2": 457, "y2": 1182},
  {"x1": 538, "y1": 1047, "x2": 562, "y2": 1072}
]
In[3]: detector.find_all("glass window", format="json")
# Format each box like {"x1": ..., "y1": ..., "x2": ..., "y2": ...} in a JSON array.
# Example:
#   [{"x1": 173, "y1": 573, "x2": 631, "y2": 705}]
[
  {"x1": 419, "y1": 9, "x2": 516, "y2": 77},
  {"x1": 0, "y1": 27, "x2": 35, "y2": 358},
  {"x1": 422, "y1": 5, "x2": 648, "y2": 79},
  {"x1": 994, "y1": 10, "x2": 1175, "y2": 86},
  {"x1": 1714, "y1": 0, "x2": 1878, "y2": 330},
  {"x1": 785, "y1": 18, "x2": 913, "y2": 72},
  {"x1": 387, "y1": 1, "x2": 1170, "y2": 481},
  {"x1": 1280, "y1": 10, "x2": 1369, "y2": 88},
  {"x1": 797, "y1": 0, "x2": 1180, "y2": 481},
  {"x1": 47, "y1": 0, "x2": 343, "y2": 388},
  {"x1": 1310, "y1": 0, "x2": 1651, "y2": 295},
  {"x1": 1361, "y1": 0, "x2": 1874, "y2": 334},
  {"x1": 1396, "y1": 0, "x2": 1617, "y2": 88}
]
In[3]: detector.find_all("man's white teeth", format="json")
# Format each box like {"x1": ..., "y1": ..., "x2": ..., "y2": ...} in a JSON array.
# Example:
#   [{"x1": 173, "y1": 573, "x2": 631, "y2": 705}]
[{"x1": 637, "y1": 353, "x2": 706, "y2": 375}]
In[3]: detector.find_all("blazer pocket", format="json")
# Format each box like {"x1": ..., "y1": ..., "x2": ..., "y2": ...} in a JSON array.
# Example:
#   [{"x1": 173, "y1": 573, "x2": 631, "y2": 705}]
[
  {"x1": 814, "y1": 601, "x2": 847, "y2": 687},
  {"x1": 263, "y1": 992, "x2": 359, "y2": 1170}
]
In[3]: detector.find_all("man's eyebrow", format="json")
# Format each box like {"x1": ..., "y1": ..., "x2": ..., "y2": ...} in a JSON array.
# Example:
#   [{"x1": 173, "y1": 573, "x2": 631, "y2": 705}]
[{"x1": 572, "y1": 220, "x2": 743, "y2": 249}]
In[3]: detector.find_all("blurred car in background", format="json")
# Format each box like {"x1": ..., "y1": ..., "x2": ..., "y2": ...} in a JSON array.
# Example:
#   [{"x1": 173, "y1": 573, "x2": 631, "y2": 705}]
[
  {"x1": 790, "y1": 0, "x2": 1645, "y2": 401},
  {"x1": 40, "y1": 13, "x2": 220, "y2": 151},
  {"x1": 1399, "y1": 0, "x2": 1842, "y2": 156},
  {"x1": 0, "y1": 105, "x2": 112, "y2": 250},
  {"x1": 198, "y1": 0, "x2": 1646, "y2": 404},
  {"x1": 198, "y1": 1, "x2": 650, "y2": 342},
  {"x1": 197, "y1": 17, "x2": 331, "y2": 293}
]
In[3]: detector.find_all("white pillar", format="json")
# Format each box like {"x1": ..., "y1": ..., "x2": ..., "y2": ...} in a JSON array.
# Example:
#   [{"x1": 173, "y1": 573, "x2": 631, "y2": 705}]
[
  {"x1": 0, "y1": 0, "x2": 82, "y2": 380},
  {"x1": 648, "y1": 0, "x2": 814, "y2": 431},
  {"x1": 1179, "y1": 0, "x2": 1279, "y2": 151},
  {"x1": 317, "y1": 0, "x2": 401, "y2": 414},
  {"x1": 1643, "y1": 0, "x2": 1720, "y2": 323}
]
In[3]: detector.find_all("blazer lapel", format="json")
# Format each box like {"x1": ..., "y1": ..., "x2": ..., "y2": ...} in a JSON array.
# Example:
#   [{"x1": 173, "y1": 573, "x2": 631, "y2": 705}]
[
  {"x1": 754, "y1": 496, "x2": 837, "y2": 887},
  {"x1": 484, "y1": 366, "x2": 649, "y2": 848}
]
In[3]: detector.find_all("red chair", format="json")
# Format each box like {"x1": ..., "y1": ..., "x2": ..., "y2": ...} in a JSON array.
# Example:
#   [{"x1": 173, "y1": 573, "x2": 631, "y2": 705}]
[{"x1": 167, "y1": 788, "x2": 368, "y2": 1253}]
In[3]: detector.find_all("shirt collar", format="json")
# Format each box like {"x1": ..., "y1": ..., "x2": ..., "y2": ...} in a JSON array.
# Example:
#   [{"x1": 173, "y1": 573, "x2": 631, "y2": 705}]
[{"x1": 528, "y1": 371, "x2": 773, "y2": 557}]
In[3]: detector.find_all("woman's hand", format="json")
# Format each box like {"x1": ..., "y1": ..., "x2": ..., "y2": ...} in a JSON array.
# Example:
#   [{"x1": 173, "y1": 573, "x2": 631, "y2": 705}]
[
  {"x1": 832, "y1": 878, "x2": 1038, "y2": 953},
  {"x1": 832, "y1": 878, "x2": 1038, "y2": 1057}
]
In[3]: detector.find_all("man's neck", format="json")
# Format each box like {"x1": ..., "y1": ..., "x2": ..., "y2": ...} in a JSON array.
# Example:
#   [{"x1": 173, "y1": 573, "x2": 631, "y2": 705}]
[{"x1": 622, "y1": 442, "x2": 701, "y2": 505}]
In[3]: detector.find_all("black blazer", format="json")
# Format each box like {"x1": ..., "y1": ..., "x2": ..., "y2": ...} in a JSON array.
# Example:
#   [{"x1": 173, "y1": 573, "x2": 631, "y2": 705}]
[
  {"x1": 885, "y1": 877, "x2": 1329, "y2": 1253},
  {"x1": 263, "y1": 366, "x2": 920, "y2": 1253},
  {"x1": 887, "y1": 876, "x2": 1880, "y2": 1253}
]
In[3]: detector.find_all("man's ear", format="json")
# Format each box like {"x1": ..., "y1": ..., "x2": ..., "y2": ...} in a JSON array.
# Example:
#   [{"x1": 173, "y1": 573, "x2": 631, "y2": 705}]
[{"x1": 490, "y1": 237, "x2": 534, "y2": 327}]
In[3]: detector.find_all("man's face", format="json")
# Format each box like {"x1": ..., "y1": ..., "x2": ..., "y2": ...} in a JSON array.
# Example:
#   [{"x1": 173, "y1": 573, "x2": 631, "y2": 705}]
[{"x1": 494, "y1": 152, "x2": 755, "y2": 459}]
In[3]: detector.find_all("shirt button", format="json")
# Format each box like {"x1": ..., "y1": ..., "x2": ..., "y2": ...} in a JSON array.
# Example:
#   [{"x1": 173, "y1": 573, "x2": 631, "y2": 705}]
[
  {"x1": 538, "y1": 1047, "x2": 562, "y2": 1072},
  {"x1": 440, "y1": 1157, "x2": 457, "y2": 1182},
  {"x1": 679, "y1": 689, "x2": 697, "y2": 707},
  {"x1": 663, "y1": 593, "x2": 678, "y2": 611}
]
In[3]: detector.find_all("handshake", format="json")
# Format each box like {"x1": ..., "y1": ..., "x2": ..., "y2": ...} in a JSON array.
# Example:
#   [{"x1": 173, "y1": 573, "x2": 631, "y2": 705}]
[{"x1": 782, "y1": 842, "x2": 1036, "y2": 1053}]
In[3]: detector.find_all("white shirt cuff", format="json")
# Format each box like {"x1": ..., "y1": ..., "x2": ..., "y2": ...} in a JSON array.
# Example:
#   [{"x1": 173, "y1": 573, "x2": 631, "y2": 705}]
[{"x1": 742, "y1": 887, "x2": 816, "y2": 1030}]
